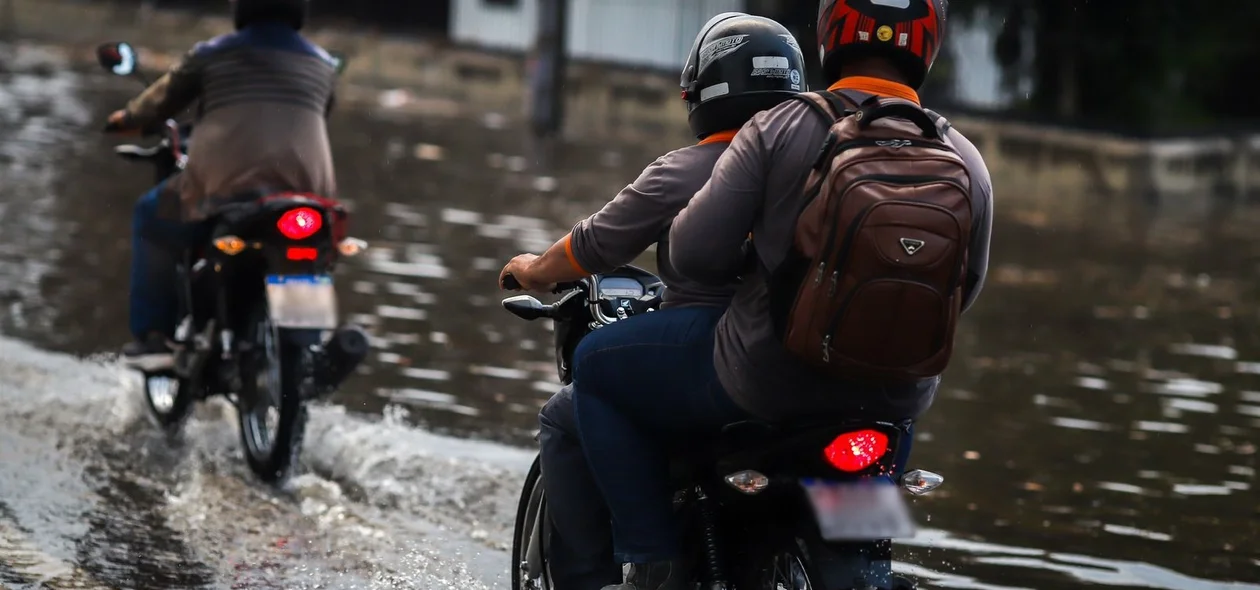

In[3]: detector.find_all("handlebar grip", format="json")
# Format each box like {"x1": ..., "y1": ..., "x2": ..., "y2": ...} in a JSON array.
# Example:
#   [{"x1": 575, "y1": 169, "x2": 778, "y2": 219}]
[
  {"x1": 502, "y1": 274, "x2": 523, "y2": 291},
  {"x1": 103, "y1": 120, "x2": 125, "y2": 133}
]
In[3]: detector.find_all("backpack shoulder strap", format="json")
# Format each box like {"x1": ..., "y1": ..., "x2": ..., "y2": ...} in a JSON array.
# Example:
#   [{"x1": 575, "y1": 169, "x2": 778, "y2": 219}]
[
  {"x1": 790, "y1": 92, "x2": 839, "y2": 125},
  {"x1": 923, "y1": 108, "x2": 953, "y2": 135},
  {"x1": 790, "y1": 90, "x2": 863, "y2": 125},
  {"x1": 818, "y1": 89, "x2": 861, "y2": 116}
]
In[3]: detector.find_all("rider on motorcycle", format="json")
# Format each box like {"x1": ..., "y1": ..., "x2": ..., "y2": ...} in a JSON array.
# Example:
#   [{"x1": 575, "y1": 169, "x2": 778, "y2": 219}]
[
  {"x1": 572, "y1": 1, "x2": 994, "y2": 589},
  {"x1": 499, "y1": 13, "x2": 806, "y2": 590},
  {"x1": 110, "y1": 0, "x2": 339, "y2": 369}
]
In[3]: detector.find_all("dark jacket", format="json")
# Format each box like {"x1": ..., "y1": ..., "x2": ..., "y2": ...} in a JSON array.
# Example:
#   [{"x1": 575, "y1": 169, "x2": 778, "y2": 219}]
[
  {"x1": 567, "y1": 139, "x2": 741, "y2": 308},
  {"x1": 124, "y1": 22, "x2": 339, "y2": 221},
  {"x1": 669, "y1": 86, "x2": 994, "y2": 422}
]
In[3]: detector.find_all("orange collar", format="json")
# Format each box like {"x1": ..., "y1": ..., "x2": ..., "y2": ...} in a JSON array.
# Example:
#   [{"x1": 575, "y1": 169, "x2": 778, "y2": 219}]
[
  {"x1": 698, "y1": 129, "x2": 739, "y2": 145},
  {"x1": 828, "y1": 76, "x2": 920, "y2": 105}
]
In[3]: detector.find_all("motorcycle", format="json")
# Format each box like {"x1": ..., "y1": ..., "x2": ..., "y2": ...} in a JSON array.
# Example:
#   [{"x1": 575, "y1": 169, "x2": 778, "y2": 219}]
[
  {"x1": 95, "y1": 41, "x2": 368, "y2": 483},
  {"x1": 501, "y1": 268, "x2": 945, "y2": 589}
]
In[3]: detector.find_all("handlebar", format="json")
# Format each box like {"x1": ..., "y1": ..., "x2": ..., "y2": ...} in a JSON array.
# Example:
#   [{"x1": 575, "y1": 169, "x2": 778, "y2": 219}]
[{"x1": 500, "y1": 273, "x2": 582, "y2": 294}]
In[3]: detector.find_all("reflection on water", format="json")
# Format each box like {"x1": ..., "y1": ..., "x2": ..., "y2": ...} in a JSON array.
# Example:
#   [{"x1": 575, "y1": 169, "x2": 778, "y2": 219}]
[{"x1": 0, "y1": 42, "x2": 1256, "y2": 589}]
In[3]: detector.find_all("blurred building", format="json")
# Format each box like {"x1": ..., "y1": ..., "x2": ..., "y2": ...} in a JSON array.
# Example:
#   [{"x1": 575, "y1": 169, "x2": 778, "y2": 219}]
[
  {"x1": 449, "y1": 0, "x2": 1001, "y2": 108},
  {"x1": 451, "y1": 0, "x2": 741, "y2": 70}
]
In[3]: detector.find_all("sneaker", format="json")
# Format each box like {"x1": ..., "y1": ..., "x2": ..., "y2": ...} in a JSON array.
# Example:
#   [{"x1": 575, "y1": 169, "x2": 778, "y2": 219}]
[{"x1": 122, "y1": 333, "x2": 176, "y2": 372}]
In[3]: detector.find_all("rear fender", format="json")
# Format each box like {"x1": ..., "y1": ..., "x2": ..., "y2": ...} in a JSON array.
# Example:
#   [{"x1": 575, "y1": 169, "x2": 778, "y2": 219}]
[
  {"x1": 719, "y1": 503, "x2": 894, "y2": 590},
  {"x1": 795, "y1": 527, "x2": 896, "y2": 590},
  {"x1": 277, "y1": 327, "x2": 322, "y2": 347}
]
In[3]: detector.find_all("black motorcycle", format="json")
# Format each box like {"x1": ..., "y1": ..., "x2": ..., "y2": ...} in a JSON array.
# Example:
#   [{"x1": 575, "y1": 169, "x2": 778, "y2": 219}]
[
  {"x1": 501, "y1": 268, "x2": 945, "y2": 589},
  {"x1": 96, "y1": 41, "x2": 368, "y2": 483}
]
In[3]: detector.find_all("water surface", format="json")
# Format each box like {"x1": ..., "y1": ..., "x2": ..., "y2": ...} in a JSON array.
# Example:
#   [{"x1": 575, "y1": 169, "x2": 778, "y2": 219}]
[{"x1": 0, "y1": 41, "x2": 1256, "y2": 589}]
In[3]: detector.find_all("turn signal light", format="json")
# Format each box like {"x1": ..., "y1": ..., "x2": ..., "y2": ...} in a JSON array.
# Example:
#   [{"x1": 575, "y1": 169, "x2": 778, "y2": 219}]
[
  {"x1": 337, "y1": 237, "x2": 368, "y2": 257},
  {"x1": 823, "y1": 429, "x2": 889, "y2": 472},
  {"x1": 724, "y1": 470, "x2": 770, "y2": 495},
  {"x1": 213, "y1": 235, "x2": 246, "y2": 255}
]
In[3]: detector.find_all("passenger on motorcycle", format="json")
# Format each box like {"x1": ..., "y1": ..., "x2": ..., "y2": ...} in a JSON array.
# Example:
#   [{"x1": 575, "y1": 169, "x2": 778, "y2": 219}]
[
  {"x1": 571, "y1": 1, "x2": 995, "y2": 589},
  {"x1": 108, "y1": 0, "x2": 338, "y2": 370},
  {"x1": 497, "y1": 13, "x2": 805, "y2": 590}
]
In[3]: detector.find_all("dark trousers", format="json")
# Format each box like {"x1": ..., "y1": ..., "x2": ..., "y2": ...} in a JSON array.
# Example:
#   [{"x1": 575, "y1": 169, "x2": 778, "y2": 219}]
[
  {"x1": 538, "y1": 384, "x2": 621, "y2": 590},
  {"x1": 572, "y1": 305, "x2": 745, "y2": 563},
  {"x1": 129, "y1": 181, "x2": 206, "y2": 338}
]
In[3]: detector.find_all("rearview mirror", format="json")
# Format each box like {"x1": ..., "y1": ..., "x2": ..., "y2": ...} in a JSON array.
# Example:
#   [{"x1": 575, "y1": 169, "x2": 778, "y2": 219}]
[
  {"x1": 327, "y1": 50, "x2": 348, "y2": 75},
  {"x1": 96, "y1": 42, "x2": 138, "y2": 77},
  {"x1": 503, "y1": 295, "x2": 550, "y2": 321}
]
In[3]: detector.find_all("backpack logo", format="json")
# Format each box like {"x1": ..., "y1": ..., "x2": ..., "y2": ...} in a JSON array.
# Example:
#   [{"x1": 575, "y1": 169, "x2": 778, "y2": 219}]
[
  {"x1": 899, "y1": 238, "x2": 925, "y2": 256},
  {"x1": 876, "y1": 139, "x2": 912, "y2": 148}
]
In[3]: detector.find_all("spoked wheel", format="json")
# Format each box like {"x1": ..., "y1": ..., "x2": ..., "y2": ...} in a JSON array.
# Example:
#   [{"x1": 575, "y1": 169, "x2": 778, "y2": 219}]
[
  {"x1": 766, "y1": 549, "x2": 815, "y2": 590},
  {"x1": 237, "y1": 302, "x2": 308, "y2": 483},
  {"x1": 143, "y1": 371, "x2": 195, "y2": 434},
  {"x1": 512, "y1": 455, "x2": 554, "y2": 590},
  {"x1": 732, "y1": 538, "x2": 820, "y2": 590}
]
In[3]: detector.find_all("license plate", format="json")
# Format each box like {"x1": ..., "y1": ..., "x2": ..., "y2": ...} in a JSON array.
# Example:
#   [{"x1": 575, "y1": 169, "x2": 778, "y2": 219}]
[
  {"x1": 800, "y1": 478, "x2": 916, "y2": 541},
  {"x1": 265, "y1": 274, "x2": 338, "y2": 329}
]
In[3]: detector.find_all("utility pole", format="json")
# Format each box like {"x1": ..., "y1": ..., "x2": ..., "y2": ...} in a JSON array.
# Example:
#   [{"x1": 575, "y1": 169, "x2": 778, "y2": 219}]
[
  {"x1": 1, "y1": 0, "x2": 14, "y2": 39},
  {"x1": 527, "y1": 0, "x2": 568, "y2": 139}
]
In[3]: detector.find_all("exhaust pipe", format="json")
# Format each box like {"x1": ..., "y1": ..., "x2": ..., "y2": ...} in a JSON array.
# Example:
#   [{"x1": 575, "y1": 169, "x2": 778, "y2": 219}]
[{"x1": 308, "y1": 324, "x2": 369, "y2": 398}]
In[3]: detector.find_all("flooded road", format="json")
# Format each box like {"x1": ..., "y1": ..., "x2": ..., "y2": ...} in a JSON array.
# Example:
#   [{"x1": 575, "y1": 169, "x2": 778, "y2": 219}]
[{"x1": 1, "y1": 41, "x2": 1258, "y2": 588}]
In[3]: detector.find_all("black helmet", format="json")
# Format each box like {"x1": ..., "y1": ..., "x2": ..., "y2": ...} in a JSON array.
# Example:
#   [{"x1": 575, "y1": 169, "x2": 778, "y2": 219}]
[
  {"x1": 681, "y1": 13, "x2": 806, "y2": 139},
  {"x1": 231, "y1": 0, "x2": 308, "y2": 31}
]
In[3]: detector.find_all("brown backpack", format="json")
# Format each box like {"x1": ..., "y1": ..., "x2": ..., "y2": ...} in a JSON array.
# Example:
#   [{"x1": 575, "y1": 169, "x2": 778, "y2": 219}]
[{"x1": 777, "y1": 90, "x2": 973, "y2": 383}]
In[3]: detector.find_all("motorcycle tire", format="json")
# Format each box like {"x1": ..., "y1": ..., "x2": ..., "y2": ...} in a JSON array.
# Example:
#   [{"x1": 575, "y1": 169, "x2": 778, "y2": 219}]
[
  {"x1": 236, "y1": 301, "x2": 309, "y2": 484},
  {"x1": 511, "y1": 455, "x2": 553, "y2": 590}
]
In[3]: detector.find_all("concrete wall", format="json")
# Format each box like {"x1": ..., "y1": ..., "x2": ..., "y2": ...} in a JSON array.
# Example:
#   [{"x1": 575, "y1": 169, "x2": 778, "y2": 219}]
[{"x1": 450, "y1": 0, "x2": 742, "y2": 70}]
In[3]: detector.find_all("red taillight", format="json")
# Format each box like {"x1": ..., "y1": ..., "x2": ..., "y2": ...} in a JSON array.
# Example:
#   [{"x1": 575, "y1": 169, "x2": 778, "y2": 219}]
[
  {"x1": 823, "y1": 430, "x2": 889, "y2": 472},
  {"x1": 277, "y1": 207, "x2": 323, "y2": 240},
  {"x1": 286, "y1": 247, "x2": 318, "y2": 261}
]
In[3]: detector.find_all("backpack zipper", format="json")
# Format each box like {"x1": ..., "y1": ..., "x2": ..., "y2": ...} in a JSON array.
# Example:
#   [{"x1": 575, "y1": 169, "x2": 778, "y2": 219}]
[
  {"x1": 832, "y1": 138, "x2": 955, "y2": 153},
  {"x1": 813, "y1": 174, "x2": 968, "y2": 364},
  {"x1": 816, "y1": 174, "x2": 967, "y2": 287}
]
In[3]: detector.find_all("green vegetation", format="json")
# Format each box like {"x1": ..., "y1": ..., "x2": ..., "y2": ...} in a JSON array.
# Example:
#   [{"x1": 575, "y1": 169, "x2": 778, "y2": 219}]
[{"x1": 950, "y1": 0, "x2": 1258, "y2": 134}]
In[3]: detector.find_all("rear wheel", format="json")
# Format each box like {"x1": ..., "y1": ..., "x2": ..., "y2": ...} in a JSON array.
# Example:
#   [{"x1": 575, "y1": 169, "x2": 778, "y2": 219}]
[
  {"x1": 237, "y1": 302, "x2": 308, "y2": 483},
  {"x1": 748, "y1": 537, "x2": 914, "y2": 590},
  {"x1": 511, "y1": 455, "x2": 553, "y2": 590},
  {"x1": 764, "y1": 546, "x2": 815, "y2": 589}
]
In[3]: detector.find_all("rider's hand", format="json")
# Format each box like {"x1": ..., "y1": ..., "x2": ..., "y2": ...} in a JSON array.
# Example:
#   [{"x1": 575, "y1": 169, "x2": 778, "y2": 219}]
[
  {"x1": 105, "y1": 109, "x2": 140, "y2": 135},
  {"x1": 500, "y1": 254, "x2": 548, "y2": 292}
]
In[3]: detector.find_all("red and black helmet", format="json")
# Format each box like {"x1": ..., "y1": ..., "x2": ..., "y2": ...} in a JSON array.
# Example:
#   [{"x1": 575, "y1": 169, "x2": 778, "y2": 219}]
[{"x1": 817, "y1": 0, "x2": 947, "y2": 89}]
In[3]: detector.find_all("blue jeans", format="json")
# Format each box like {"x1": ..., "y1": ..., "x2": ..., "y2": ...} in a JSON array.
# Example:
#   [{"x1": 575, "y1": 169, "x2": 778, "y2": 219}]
[
  {"x1": 129, "y1": 181, "x2": 205, "y2": 339},
  {"x1": 538, "y1": 385, "x2": 621, "y2": 590},
  {"x1": 572, "y1": 305, "x2": 747, "y2": 563}
]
